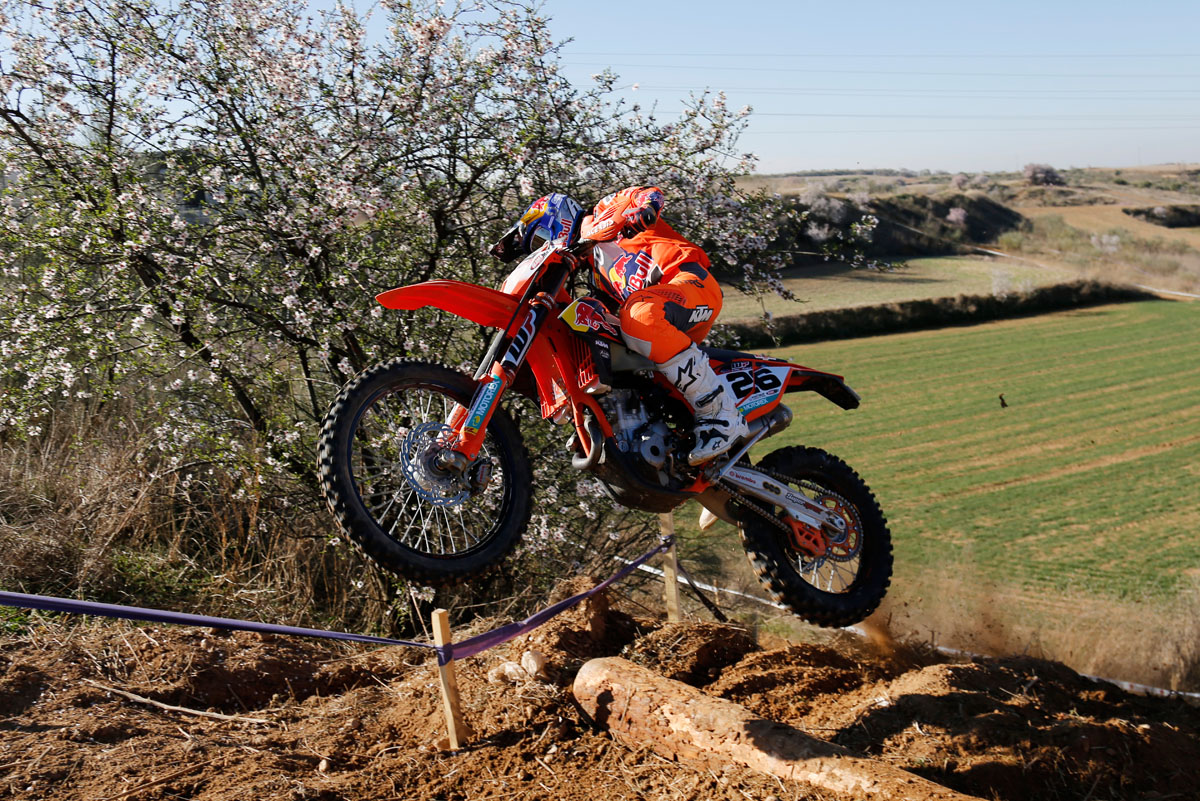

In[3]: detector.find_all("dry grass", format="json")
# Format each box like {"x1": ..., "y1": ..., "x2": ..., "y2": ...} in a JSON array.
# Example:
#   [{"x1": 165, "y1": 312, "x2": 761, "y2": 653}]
[
  {"x1": 0, "y1": 402, "x2": 409, "y2": 634},
  {"x1": 718, "y1": 256, "x2": 1076, "y2": 322},
  {"x1": 994, "y1": 213, "x2": 1200, "y2": 295},
  {"x1": 1017, "y1": 204, "x2": 1200, "y2": 255}
]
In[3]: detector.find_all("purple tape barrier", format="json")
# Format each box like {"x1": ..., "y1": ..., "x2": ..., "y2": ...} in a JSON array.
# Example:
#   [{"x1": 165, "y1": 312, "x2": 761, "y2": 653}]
[
  {"x1": 0, "y1": 590, "x2": 435, "y2": 651},
  {"x1": 0, "y1": 537, "x2": 671, "y2": 667},
  {"x1": 441, "y1": 538, "x2": 670, "y2": 664}
]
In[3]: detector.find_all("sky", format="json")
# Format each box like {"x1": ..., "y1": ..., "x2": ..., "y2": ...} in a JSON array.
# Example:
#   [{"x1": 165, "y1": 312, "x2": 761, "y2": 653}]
[{"x1": 539, "y1": 0, "x2": 1200, "y2": 174}]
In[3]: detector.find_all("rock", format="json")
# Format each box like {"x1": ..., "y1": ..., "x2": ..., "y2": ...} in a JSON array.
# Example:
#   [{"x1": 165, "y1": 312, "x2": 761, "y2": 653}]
[
  {"x1": 486, "y1": 661, "x2": 530, "y2": 685},
  {"x1": 521, "y1": 650, "x2": 547, "y2": 680}
]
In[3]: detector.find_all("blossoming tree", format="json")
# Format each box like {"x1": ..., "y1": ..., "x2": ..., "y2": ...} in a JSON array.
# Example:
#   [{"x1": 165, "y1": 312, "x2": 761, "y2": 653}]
[{"x1": 0, "y1": 0, "x2": 804, "y2": 619}]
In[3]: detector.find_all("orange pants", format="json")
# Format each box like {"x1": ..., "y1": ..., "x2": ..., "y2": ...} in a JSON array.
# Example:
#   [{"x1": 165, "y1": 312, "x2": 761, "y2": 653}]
[{"x1": 619, "y1": 269, "x2": 723, "y2": 363}]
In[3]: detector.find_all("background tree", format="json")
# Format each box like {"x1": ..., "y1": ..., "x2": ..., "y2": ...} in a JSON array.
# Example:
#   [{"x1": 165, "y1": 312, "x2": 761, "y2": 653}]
[
  {"x1": 1024, "y1": 163, "x2": 1065, "y2": 186},
  {"x1": 0, "y1": 0, "x2": 801, "y2": 628}
]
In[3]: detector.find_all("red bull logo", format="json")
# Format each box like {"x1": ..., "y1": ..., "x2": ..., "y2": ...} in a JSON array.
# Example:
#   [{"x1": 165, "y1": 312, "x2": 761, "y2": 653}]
[
  {"x1": 561, "y1": 299, "x2": 619, "y2": 338},
  {"x1": 604, "y1": 264, "x2": 626, "y2": 295},
  {"x1": 605, "y1": 250, "x2": 656, "y2": 298},
  {"x1": 521, "y1": 196, "x2": 550, "y2": 225}
]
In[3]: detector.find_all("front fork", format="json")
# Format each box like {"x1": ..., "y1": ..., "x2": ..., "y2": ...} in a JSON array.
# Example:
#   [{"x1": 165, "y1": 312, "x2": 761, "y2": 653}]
[{"x1": 439, "y1": 293, "x2": 555, "y2": 468}]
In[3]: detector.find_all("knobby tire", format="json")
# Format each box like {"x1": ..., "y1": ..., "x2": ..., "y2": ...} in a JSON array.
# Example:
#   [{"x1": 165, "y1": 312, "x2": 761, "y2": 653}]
[
  {"x1": 739, "y1": 446, "x2": 892, "y2": 628},
  {"x1": 317, "y1": 359, "x2": 532, "y2": 586}
]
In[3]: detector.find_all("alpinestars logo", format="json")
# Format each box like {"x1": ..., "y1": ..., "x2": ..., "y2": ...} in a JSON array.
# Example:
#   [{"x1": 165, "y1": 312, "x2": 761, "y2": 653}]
[
  {"x1": 674, "y1": 357, "x2": 698, "y2": 392},
  {"x1": 695, "y1": 426, "x2": 730, "y2": 448},
  {"x1": 689, "y1": 305, "x2": 714, "y2": 323}
]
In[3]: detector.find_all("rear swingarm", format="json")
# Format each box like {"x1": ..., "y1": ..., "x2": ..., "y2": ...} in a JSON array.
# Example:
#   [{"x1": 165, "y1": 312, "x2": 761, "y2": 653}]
[{"x1": 720, "y1": 464, "x2": 847, "y2": 541}]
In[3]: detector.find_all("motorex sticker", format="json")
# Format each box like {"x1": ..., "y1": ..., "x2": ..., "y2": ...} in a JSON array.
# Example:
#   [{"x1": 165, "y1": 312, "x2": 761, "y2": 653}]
[{"x1": 464, "y1": 374, "x2": 503, "y2": 435}]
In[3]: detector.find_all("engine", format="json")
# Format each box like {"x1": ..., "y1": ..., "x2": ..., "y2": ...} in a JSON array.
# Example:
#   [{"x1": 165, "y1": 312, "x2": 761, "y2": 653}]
[{"x1": 596, "y1": 388, "x2": 681, "y2": 488}]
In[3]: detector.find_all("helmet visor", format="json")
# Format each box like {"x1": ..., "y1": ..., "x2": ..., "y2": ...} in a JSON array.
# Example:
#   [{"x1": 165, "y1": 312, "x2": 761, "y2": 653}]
[
  {"x1": 527, "y1": 224, "x2": 555, "y2": 252},
  {"x1": 488, "y1": 223, "x2": 523, "y2": 262}
]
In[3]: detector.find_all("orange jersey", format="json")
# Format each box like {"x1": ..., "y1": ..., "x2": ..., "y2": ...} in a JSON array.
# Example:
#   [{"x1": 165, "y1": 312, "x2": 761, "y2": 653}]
[
  {"x1": 592, "y1": 219, "x2": 711, "y2": 302},
  {"x1": 623, "y1": 218, "x2": 711, "y2": 278},
  {"x1": 587, "y1": 185, "x2": 722, "y2": 363}
]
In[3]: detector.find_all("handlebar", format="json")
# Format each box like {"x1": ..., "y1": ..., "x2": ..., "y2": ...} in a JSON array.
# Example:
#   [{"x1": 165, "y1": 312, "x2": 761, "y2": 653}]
[{"x1": 568, "y1": 237, "x2": 596, "y2": 255}]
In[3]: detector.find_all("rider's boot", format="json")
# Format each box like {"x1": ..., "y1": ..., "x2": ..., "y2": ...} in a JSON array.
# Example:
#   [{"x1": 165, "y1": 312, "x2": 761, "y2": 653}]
[{"x1": 656, "y1": 343, "x2": 750, "y2": 466}]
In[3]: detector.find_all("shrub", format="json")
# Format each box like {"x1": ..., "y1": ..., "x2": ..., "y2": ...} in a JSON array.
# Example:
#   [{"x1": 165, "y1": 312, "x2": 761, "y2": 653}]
[
  {"x1": 1123, "y1": 205, "x2": 1200, "y2": 228},
  {"x1": 1024, "y1": 163, "x2": 1066, "y2": 186},
  {"x1": 709, "y1": 281, "x2": 1155, "y2": 349}
]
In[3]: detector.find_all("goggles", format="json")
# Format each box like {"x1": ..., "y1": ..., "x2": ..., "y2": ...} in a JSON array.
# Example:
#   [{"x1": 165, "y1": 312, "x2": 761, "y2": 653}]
[{"x1": 525, "y1": 224, "x2": 555, "y2": 252}]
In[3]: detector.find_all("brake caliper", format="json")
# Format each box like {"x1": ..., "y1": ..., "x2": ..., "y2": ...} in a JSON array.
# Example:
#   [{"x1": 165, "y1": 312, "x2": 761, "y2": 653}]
[{"x1": 783, "y1": 514, "x2": 829, "y2": 559}]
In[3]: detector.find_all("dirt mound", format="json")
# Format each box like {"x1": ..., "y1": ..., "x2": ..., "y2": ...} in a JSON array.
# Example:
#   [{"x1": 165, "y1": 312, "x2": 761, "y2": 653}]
[
  {"x1": 2, "y1": 598, "x2": 1198, "y2": 801},
  {"x1": 1011, "y1": 186, "x2": 1118, "y2": 206},
  {"x1": 710, "y1": 646, "x2": 1200, "y2": 801},
  {"x1": 623, "y1": 621, "x2": 758, "y2": 684},
  {"x1": 704, "y1": 636, "x2": 924, "y2": 727}
]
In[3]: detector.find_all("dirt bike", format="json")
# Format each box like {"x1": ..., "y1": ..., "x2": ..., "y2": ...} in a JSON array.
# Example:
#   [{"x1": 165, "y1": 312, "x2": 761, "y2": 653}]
[{"x1": 317, "y1": 237, "x2": 892, "y2": 628}]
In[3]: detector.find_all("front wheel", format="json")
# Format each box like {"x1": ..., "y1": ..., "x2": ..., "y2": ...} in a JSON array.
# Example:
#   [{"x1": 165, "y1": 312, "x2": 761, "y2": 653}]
[
  {"x1": 317, "y1": 359, "x2": 532, "y2": 586},
  {"x1": 738, "y1": 446, "x2": 892, "y2": 628}
]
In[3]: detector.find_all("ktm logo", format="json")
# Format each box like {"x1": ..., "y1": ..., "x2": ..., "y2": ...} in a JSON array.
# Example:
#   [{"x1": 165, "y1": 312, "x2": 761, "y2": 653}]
[{"x1": 689, "y1": 306, "x2": 714, "y2": 323}]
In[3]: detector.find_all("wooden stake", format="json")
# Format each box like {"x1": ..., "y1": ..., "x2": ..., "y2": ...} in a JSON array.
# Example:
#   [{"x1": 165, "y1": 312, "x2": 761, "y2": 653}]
[
  {"x1": 431, "y1": 608, "x2": 470, "y2": 750},
  {"x1": 659, "y1": 512, "x2": 681, "y2": 623}
]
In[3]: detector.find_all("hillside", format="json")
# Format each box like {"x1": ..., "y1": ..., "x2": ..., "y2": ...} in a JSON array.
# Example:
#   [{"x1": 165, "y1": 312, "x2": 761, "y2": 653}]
[
  {"x1": 675, "y1": 299, "x2": 1200, "y2": 697},
  {"x1": 734, "y1": 164, "x2": 1200, "y2": 313},
  {"x1": 5, "y1": 165, "x2": 1199, "y2": 801}
]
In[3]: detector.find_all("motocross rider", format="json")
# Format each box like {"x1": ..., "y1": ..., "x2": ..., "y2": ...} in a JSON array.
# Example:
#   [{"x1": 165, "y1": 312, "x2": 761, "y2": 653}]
[{"x1": 495, "y1": 188, "x2": 749, "y2": 466}]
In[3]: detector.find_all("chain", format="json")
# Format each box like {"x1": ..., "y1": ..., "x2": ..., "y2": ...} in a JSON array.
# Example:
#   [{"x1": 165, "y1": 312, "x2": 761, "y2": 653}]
[
  {"x1": 717, "y1": 474, "x2": 792, "y2": 535},
  {"x1": 718, "y1": 465, "x2": 862, "y2": 564}
]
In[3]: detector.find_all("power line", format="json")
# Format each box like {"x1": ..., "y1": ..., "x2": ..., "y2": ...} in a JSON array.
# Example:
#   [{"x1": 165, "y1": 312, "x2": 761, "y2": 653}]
[
  {"x1": 568, "y1": 61, "x2": 1200, "y2": 79},
  {"x1": 746, "y1": 112, "x2": 1200, "y2": 120},
  {"x1": 607, "y1": 84, "x2": 1200, "y2": 99},
  {"x1": 647, "y1": 108, "x2": 1200, "y2": 121},
  {"x1": 567, "y1": 50, "x2": 1200, "y2": 60},
  {"x1": 747, "y1": 125, "x2": 1200, "y2": 134}
]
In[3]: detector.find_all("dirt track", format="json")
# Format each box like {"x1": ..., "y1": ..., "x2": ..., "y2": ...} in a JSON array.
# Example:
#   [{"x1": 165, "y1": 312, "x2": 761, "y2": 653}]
[{"x1": 2, "y1": 595, "x2": 1198, "y2": 801}]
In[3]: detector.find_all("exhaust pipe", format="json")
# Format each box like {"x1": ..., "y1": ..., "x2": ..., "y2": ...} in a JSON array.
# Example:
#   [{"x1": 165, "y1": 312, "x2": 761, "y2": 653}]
[
  {"x1": 571, "y1": 413, "x2": 605, "y2": 471},
  {"x1": 751, "y1": 404, "x2": 793, "y2": 438}
]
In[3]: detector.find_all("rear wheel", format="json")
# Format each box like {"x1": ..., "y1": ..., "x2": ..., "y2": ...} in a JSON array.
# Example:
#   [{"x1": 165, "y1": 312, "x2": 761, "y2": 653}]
[
  {"x1": 317, "y1": 359, "x2": 532, "y2": 585},
  {"x1": 738, "y1": 446, "x2": 892, "y2": 627}
]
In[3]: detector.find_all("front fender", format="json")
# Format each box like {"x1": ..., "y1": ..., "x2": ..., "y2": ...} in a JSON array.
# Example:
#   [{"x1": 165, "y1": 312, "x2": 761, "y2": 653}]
[{"x1": 375, "y1": 280, "x2": 519, "y2": 329}]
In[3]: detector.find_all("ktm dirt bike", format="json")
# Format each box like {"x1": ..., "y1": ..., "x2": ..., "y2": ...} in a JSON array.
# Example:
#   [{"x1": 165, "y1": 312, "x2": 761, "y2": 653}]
[{"x1": 318, "y1": 239, "x2": 892, "y2": 627}]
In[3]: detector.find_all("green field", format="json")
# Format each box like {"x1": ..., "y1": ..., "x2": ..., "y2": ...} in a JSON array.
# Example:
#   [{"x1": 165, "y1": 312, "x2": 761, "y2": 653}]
[
  {"x1": 718, "y1": 256, "x2": 1076, "y2": 322},
  {"x1": 730, "y1": 299, "x2": 1200, "y2": 603}
]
